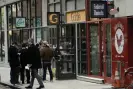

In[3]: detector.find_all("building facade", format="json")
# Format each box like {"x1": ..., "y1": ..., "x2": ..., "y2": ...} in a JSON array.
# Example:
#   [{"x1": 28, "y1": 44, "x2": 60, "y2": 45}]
[{"x1": 0, "y1": 0, "x2": 116, "y2": 84}]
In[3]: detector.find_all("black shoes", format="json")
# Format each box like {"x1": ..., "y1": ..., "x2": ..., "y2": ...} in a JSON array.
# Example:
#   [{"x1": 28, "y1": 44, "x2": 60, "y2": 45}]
[
  {"x1": 27, "y1": 81, "x2": 30, "y2": 84},
  {"x1": 36, "y1": 86, "x2": 44, "y2": 89},
  {"x1": 10, "y1": 80, "x2": 16, "y2": 85},
  {"x1": 22, "y1": 81, "x2": 24, "y2": 84},
  {"x1": 26, "y1": 85, "x2": 44, "y2": 89},
  {"x1": 25, "y1": 85, "x2": 32, "y2": 89}
]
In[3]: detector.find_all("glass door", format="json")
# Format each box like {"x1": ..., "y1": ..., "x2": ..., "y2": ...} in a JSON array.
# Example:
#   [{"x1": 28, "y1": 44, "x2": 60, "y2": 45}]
[
  {"x1": 56, "y1": 24, "x2": 76, "y2": 80},
  {"x1": 77, "y1": 23, "x2": 87, "y2": 75},
  {"x1": 90, "y1": 24, "x2": 99, "y2": 75}
]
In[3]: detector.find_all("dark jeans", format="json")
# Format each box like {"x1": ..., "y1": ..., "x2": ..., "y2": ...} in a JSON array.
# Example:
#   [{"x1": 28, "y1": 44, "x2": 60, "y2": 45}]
[
  {"x1": 20, "y1": 66, "x2": 30, "y2": 83},
  {"x1": 29, "y1": 68, "x2": 44, "y2": 87},
  {"x1": 10, "y1": 66, "x2": 20, "y2": 84},
  {"x1": 42, "y1": 62, "x2": 53, "y2": 81}
]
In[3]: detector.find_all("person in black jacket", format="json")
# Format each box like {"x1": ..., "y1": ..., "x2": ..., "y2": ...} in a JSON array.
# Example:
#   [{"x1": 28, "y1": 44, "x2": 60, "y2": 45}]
[
  {"x1": 25, "y1": 38, "x2": 44, "y2": 89},
  {"x1": 19, "y1": 43, "x2": 30, "y2": 84},
  {"x1": 8, "y1": 42, "x2": 20, "y2": 85}
]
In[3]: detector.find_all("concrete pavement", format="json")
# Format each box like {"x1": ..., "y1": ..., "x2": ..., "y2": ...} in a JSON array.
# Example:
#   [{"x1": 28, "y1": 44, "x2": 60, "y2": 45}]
[{"x1": 0, "y1": 67, "x2": 112, "y2": 89}]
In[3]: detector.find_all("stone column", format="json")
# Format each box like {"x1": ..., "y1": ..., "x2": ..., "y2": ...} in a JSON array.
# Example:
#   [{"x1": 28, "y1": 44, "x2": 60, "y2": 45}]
[
  {"x1": 3, "y1": 6, "x2": 8, "y2": 65},
  {"x1": 42, "y1": 0, "x2": 48, "y2": 41}
]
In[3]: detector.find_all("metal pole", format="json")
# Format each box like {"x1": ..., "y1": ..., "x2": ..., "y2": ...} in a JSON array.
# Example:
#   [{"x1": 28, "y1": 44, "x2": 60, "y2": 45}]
[{"x1": 75, "y1": 23, "x2": 78, "y2": 76}]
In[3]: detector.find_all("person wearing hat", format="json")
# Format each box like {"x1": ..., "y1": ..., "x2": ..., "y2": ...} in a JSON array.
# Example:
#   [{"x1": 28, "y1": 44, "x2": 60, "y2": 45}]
[{"x1": 40, "y1": 41, "x2": 54, "y2": 81}]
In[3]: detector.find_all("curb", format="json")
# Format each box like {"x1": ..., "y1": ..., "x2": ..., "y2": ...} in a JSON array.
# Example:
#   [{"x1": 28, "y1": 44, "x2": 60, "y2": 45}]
[
  {"x1": 77, "y1": 76, "x2": 104, "y2": 84},
  {"x1": 0, "y1": 81, "x2": 21, "y2": 89}
]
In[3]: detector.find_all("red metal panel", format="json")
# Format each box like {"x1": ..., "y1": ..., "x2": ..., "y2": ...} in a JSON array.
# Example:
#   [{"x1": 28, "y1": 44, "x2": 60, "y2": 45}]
[
  {"x1": 111, "y1": 17, "x2": 128, "y2": 88},
  {"x1": 111, "y1": 18, "x2": 128, "y2": 62}
]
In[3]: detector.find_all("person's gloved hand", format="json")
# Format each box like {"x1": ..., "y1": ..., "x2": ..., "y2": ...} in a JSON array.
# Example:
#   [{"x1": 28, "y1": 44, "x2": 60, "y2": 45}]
[{"x1": 27, "y1": 64, "x2": 32, "y2": 67}]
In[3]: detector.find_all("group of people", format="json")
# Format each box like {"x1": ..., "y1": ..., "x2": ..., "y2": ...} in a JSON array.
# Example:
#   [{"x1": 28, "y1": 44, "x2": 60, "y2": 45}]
[{"x1": 8, "y1": 38, "x2": 54, "y2": 89}]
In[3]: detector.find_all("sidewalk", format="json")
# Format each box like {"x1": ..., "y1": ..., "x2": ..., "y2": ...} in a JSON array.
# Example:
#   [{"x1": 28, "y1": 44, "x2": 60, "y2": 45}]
[{"x1": 0, "y1": 67, "x2": 112, "y2": 89}]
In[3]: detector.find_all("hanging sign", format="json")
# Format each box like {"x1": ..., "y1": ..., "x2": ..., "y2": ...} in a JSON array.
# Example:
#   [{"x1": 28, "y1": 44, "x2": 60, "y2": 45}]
[
  {"x1": 47, "y1": 12, "x2": 60, "y2": 25},
  {"x1": 91, "y1": 1, "x2": 108, "y2": 18},
  {"x1": 16, "y1": 17, "x2": 26, "y2": 28},
  {"x1": 66, "y1": 10, "x2": 86, "y2": 23}
]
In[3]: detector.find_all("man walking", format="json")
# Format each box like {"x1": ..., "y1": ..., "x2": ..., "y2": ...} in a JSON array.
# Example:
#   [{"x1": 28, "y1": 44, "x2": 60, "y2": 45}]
[
  {"x1": 40, "y1": 41, "x2": 53, "y2": 81},
  {"x1": 25, "y1": 38, "x2": 44, "y2": 89},
  {"x1": 8, "y1": 42, "x2": 20, "y2": 85}
]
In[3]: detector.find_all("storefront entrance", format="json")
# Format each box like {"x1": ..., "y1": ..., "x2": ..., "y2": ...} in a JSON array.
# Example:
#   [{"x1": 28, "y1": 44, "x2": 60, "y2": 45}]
[
  {"x1": 48, "y1": 24, "x2": 76, "y2": 80},
  {"x1": 48, "y1": 23, "x2": 87, "y2": 79}
]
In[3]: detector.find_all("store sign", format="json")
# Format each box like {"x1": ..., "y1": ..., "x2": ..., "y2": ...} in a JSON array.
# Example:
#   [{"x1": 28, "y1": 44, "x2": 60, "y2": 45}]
[
  {"x1": 16, "y1": 17, "x2": 26, "y2": 28},
  {"x1": 66, "y1": 10, "x2": 86, "y2": 23},
  {"x1": 91, "y1": 1, "x2": 108, "y2": 18},
  {"x1": 47, "y1": 12, "x2": 60, "y2": 25}
]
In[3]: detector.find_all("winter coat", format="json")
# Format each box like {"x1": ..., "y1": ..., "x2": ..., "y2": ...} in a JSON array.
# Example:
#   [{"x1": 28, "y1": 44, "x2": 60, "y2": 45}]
[
  {"x1": 27, "y1": 44, "x2": 42, "y2": 69},
  {"x1": 8, "y1": 45, "x2": 20, "y2": 67},
  {"x1": 19, "y1": 48, "x2": 28, "y2": 67},
  {"x1": 40, "y1": 46, "x2": 54, "y2": 62}
]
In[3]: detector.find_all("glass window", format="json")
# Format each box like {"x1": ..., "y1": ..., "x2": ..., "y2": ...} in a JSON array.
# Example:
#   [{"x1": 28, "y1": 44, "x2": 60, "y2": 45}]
[
  {"x1": 23, "y1": 30, "x2": 29, "y2": 43},
  {"x1": 31, "y1": 0, "x2": 35, "y2": 17},
  {"x1": 76, "y1": 0, "x2": 85, "y2": 10},
  {"x1": 7, "y1": 5, "x2": 12, "y2": 29},
  {"x1": 90, "y1": 25, "x2": 99, "y2": 75},
  {"x1": 22, "y1": 0, "x2": 27, "y2": 17},
  {"x1": 55, "y1": 3, "x2": 60, "y2": 12},
  {"x1": 1, "y1": 8, "x2": 4, "y2": 30},
  {"x1": 36, "y1": 0, "x2": 42, "y2": 17},
  {"x1": 12, "y1": 4, "x2": 16, "y2": 29},
  {"x1": 49, "y1": 4, "x2": 54, "y2": 12},
  {"x1": 17, "y1": 2, "x2": 21, "y2": 16},
  {"x1": 48, "y1": 0, "x2": 54, "y2": 3},
  {"x1": 66, "y1": 0, "x2": 75, "y2": 11}
]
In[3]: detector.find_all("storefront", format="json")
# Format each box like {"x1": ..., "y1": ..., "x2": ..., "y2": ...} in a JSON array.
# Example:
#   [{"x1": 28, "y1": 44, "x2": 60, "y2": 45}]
[{"x1": 66, "y1": 10, "x2": 87, "y2": 76}]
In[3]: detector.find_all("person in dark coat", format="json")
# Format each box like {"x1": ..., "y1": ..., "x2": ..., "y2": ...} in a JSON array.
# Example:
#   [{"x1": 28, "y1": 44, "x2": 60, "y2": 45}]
[
  {"x1": 8, "y1": 42, "x2": 20, "y2": 85},
  {"x1": 19, "y1": 43, "x2": 30, "y2": 84},
  {"x1": 25, "y1": 38, "x2": 44, "y2": 89}
]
